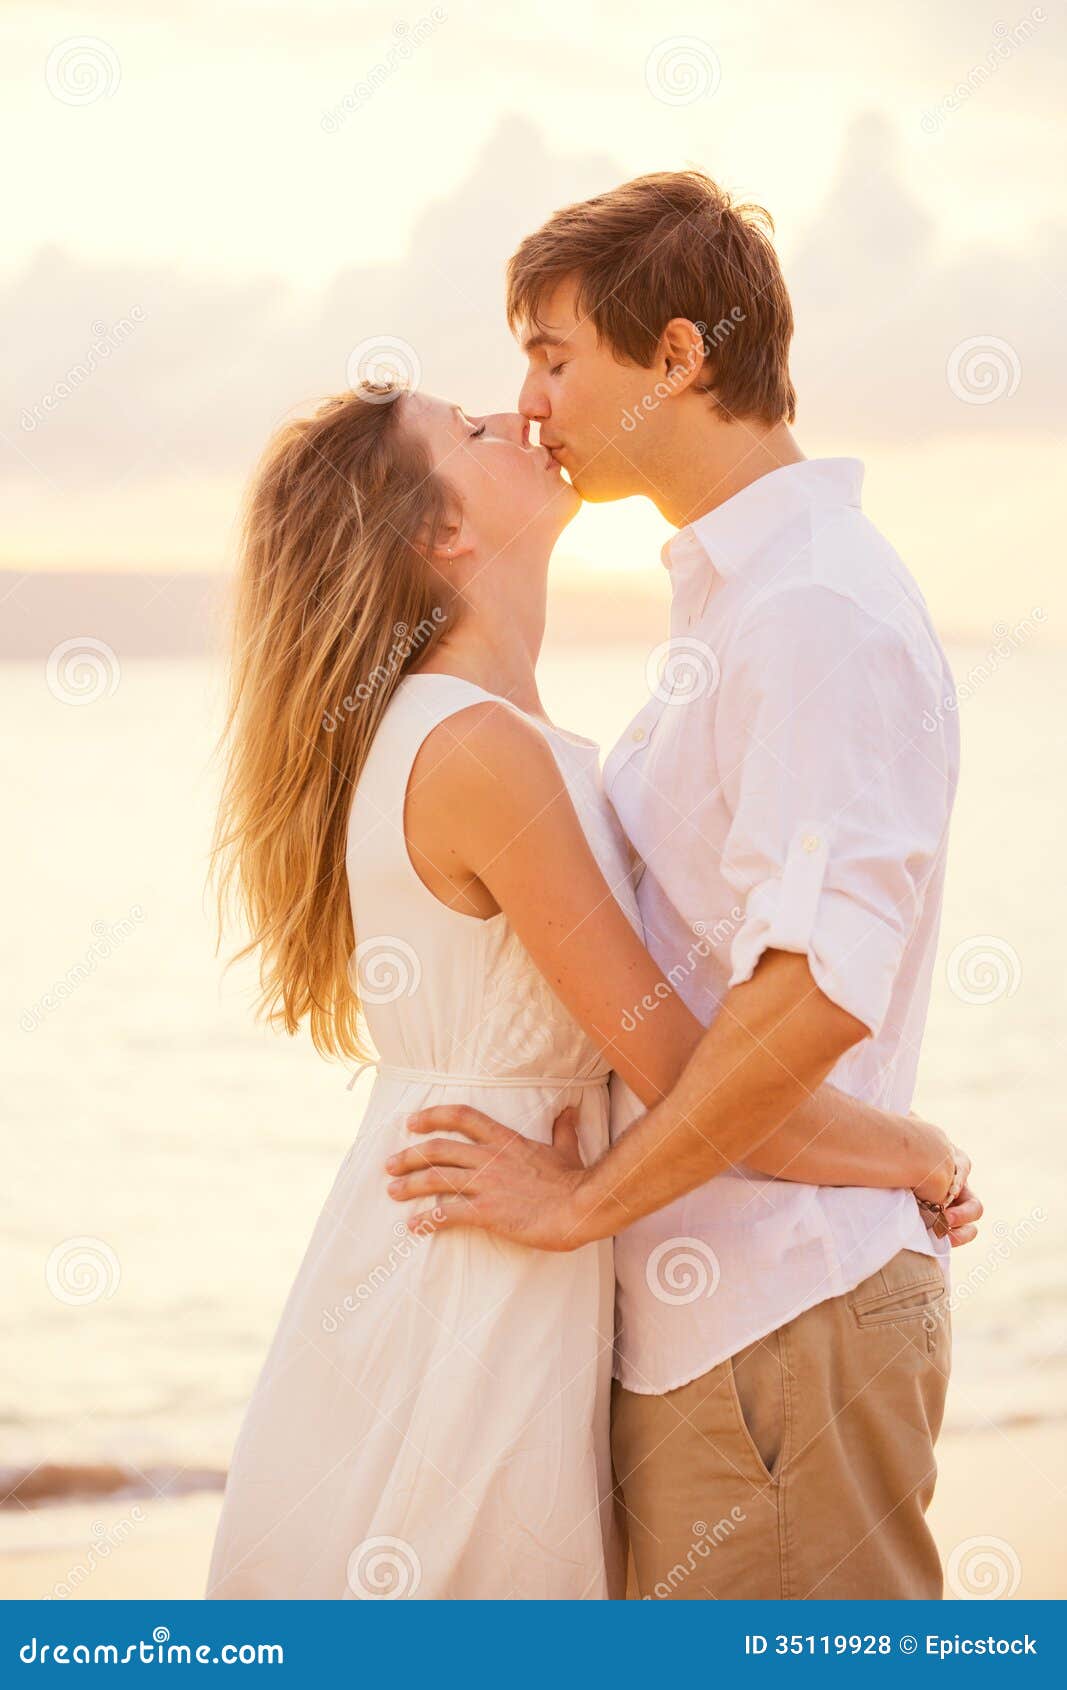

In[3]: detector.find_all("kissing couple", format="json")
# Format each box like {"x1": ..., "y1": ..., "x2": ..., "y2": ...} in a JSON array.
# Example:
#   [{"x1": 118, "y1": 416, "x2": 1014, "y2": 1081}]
[{"x1": 208, "y1": 169, "x2": 982, "y2": 1601}]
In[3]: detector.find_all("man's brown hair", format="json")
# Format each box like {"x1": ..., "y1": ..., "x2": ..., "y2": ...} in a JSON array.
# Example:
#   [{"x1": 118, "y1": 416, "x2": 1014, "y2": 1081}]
[{"x1": 506, "y1": 170, "x2": 796, "y2": 426}]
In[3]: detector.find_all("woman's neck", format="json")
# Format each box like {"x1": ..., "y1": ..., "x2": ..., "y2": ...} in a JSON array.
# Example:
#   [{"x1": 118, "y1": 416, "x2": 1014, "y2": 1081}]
[{"x1": 412, "y1": 574, "x2": 548, "y2": 717}]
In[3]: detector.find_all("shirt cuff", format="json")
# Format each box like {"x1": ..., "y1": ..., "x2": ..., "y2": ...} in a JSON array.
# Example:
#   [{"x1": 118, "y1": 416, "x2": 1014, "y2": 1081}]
[{"x1": 726, "y1": 826, "x2": 903, "y2": 1037}]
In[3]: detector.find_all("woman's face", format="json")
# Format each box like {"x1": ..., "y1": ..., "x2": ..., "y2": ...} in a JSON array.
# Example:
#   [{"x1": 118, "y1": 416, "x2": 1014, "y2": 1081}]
[{"x1": 401, "y1": 391, "x2": 580, "y2": 565}]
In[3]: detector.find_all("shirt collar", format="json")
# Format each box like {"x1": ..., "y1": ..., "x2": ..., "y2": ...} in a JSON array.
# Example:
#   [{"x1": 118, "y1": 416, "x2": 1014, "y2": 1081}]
[{"x1": 661, "y1": 458, "x2": 866, "y2": 593}]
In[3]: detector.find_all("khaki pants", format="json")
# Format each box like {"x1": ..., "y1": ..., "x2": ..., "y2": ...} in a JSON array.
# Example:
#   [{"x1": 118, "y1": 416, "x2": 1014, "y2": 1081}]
[{"x1": 612, "y1": 1248, "x2": 951, "y2": 1600}]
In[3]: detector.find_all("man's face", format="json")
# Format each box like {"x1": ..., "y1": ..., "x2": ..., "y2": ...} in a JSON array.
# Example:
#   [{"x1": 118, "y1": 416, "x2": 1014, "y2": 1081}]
[{"x1": 516, "y1": 279, "x2": 666, "y2": 504}]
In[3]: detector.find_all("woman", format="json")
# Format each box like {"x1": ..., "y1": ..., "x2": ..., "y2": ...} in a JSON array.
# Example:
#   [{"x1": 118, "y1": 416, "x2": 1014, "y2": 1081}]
[{"x1": 207, "y1": 383, "x2": 966, "y2": 1601}]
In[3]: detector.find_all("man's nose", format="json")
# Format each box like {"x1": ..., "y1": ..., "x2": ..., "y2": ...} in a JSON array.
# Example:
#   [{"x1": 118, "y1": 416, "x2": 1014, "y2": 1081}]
[{"x1": 517, "y1": 372, "x2": 548, "y2": 422}]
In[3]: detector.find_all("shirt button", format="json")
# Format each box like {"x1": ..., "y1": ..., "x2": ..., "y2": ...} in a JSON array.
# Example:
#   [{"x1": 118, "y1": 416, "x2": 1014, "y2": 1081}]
[
  {"x1": 801, "y1": 833, "x2": 821, "y2": 853},
  {"x1": 631, "y1": 727, "x2": 647, "y2": 744}
]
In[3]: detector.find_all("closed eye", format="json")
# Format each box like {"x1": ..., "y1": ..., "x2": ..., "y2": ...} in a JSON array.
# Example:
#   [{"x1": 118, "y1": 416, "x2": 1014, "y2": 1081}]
[
  {"x1": 548, "y1": 362, "x2": 567, "y2": 377},
  {"x1": 468, "y1": 424, "x2": 486, "y2": 439}
]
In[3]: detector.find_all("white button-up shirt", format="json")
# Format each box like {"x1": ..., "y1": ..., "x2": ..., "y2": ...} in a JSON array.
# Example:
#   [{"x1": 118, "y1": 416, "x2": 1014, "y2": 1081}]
[{"x1": 605, "y1": 457, "x2": 958, "y2": 1395}]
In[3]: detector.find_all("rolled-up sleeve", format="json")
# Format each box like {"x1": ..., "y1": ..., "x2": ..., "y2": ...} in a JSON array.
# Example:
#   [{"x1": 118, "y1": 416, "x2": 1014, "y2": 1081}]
[{"x1": 717, "y1": 584, "x2": 956, "y2": 1037}]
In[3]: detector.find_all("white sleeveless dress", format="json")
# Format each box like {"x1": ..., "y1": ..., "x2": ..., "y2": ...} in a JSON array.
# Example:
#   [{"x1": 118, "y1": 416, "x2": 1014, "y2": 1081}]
[{"x1": 207, "y1": 674, "x2": 642, "y2": 1600}]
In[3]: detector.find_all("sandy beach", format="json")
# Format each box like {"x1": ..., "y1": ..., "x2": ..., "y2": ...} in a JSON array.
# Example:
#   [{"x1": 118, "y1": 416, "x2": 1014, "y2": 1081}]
[{"x1": 2, "y1": 1423, "x2": 1062, "y2": 1602}]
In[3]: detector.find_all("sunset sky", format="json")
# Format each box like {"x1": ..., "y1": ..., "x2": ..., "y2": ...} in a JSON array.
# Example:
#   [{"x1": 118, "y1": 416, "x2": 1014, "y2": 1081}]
[{"x1": 3, "y1": 0, "x2": 1062, "y2": 638}]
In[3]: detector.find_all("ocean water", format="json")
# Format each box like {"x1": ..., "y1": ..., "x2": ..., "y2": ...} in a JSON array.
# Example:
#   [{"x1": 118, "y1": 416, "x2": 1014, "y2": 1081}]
[{"x1": 2, "y1": 644, "x2": 1065, "y2": 1500}]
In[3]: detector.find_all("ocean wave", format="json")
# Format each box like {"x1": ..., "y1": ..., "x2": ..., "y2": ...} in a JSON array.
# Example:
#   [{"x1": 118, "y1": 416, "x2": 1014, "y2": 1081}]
[{"x1": 1, "y1": 1462, "x2": 225, "y2": 1511}]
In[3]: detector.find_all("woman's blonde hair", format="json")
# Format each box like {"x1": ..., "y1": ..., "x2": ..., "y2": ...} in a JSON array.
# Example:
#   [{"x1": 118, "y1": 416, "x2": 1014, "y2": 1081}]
[{"x1": 212, "y1": 383, "x2": 451, "y2": 1062}]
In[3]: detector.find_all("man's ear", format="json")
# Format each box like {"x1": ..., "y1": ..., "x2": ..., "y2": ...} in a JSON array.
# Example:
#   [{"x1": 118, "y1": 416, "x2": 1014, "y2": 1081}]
[{"x1": 659, "y1": 317, "x2": 710, "y2": 395}]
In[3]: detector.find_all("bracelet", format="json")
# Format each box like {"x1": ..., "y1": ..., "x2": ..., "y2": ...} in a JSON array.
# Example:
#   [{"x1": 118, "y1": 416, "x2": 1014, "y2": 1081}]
[{"x1": 917, "y1": 1147, "x2": 964, "y2": 1217}]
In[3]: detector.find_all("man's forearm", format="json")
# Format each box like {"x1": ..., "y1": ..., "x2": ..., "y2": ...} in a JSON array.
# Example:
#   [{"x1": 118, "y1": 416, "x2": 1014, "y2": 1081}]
[{"x1": 569, "y1": 949, "x2": 869, "y2": 1243}]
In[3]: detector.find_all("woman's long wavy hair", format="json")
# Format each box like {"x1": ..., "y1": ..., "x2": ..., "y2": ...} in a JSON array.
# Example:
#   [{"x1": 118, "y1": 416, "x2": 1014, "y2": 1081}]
[{"x1": 212, "y1": 384, "x2": 452, "y2": 1062}]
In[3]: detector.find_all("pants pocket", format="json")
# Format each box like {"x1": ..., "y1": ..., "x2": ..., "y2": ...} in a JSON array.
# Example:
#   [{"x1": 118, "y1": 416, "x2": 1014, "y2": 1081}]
[
  {"x1": 850, "y1": 1249, "x2": 947, "y2": 1330},
  {"x1": 727, "y1": 1328, "x2": 786, "y2": 1485}
]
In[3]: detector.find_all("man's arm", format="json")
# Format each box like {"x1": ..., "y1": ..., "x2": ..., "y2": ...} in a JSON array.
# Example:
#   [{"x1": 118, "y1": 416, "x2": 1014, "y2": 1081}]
[
  {"x1": 389, "y1": 948, "x2": 980, "y2": 1249},
  {"x1": 386, "y1": 951, "x2": 971, "y2": 1246},
  {"x1": 386, "y1": 583, "x2": 981, "y2": 1248},
  {"x1": 558, "y1": 953, "x2": 865, "y2": 1243},
  {"x1": 562, "y1": 947, "x2": 869, "y2": 1244},
  {"x1": 392, "y1": 947, "x2": 869, "y2": 1249}
]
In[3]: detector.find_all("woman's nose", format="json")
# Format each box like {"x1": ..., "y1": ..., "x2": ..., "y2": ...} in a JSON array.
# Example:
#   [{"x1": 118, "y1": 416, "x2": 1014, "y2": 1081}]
[{"x1": 486, "y1": 412, "x2": 530, "y2": 447}]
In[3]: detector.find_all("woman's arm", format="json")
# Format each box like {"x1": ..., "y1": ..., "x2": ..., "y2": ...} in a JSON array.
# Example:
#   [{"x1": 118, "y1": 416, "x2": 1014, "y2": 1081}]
[
  {"x1": 404, "y1": 703, "x2": 953, "y2": 1199},
  {"x1": 755, "y1": 1089, "x2": 954, "y2": 1201}
]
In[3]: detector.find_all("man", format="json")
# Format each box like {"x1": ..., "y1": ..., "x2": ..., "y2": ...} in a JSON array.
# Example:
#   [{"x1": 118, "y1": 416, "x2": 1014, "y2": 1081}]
[{"x1": 383, "y1": 171, "x2": 982, "y2": 1598}]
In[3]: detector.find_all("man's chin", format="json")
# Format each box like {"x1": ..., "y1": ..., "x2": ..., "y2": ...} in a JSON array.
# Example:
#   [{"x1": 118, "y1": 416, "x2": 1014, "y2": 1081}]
[
  {"x1": 566, "y1": 475, "x2": 617, "y2": 504},
  {"x1": 556, "y1": 460, "x2": 628, "y2": 505}
]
